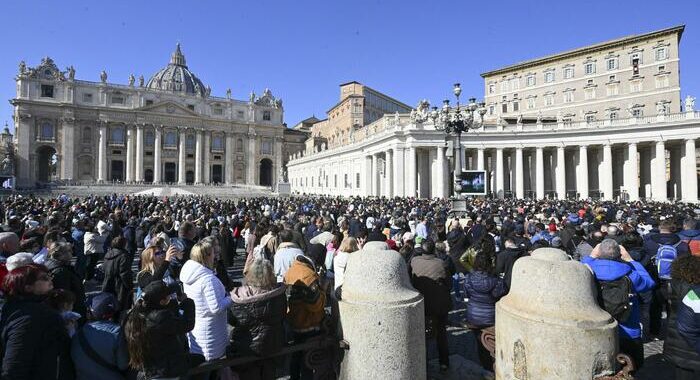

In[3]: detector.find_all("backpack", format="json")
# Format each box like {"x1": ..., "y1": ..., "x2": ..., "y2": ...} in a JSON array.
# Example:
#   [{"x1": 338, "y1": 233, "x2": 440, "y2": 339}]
[
  {"x1": 593, "y1": 275, "x2": 634, "y2": 322},
  {"x1": 655, "y1": 241, "x2": 681, "y2": 280},
  {"x1": 678, "y1": 235, "x2": 700, "y2": 256}
]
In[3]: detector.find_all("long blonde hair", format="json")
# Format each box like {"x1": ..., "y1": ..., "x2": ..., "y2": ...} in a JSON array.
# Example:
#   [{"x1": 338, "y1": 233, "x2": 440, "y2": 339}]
[
  {"x1": 338, "y1": 236, "x2": 359, "y2": 253},
  {"x1": 138, "y1": 246, "x2": 158, "y2": 276},
  {"x1": 191, "y1": 239, "x2": 215, "y2": 269}
]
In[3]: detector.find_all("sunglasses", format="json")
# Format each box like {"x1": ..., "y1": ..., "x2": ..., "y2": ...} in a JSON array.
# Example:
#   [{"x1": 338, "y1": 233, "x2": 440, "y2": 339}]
[{"x1": 154, "y1": 250, "x2": 166, "y2": 257}]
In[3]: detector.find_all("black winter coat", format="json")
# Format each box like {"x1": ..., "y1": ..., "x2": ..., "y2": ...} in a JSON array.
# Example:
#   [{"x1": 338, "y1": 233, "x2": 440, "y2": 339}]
[
  {"x1": 495, "y1": 247, "x2": 527, "y2": 290},
  {"x1": 463, "y1": 271, "x2": 507, "y2": 328},
  {"x1": 447, "y1": 229, "x2": 470, "y2": 273},
  {"x1": 142, "y1": 298, "x2": 196, "y2": 379},
  {"x1": 664, "y1": 278, "x2": 700, "y2": 370},
  {"x1": 410, "y1": 254, "x2": 453, "y2": 316},
  {"x1": 45, "y1": 258, "x2": 87, "y2": 320},
  {"x1": 0, "y1": 295, "x2": 74, "y2": 380},
  {"x1": 228, "y1": 285, "x2": 287, "y2": 357},
  {"x1": 102, "y1": 247, "x2": 134, "y2": 312}
]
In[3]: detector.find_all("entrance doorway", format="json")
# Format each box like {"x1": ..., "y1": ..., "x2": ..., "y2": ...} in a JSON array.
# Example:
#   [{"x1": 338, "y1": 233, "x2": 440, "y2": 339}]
[
  {"x1": 186, "y1": 170, "x2": 194, "y2": 184},
  {"x1": 36, "y1": 145, "x2": 58, "y2": 182},
  {"x1": 144, "y1": 169, "x2": 154, "y2": 183},
  {"x1": 164, "y1": 163, "x2": 177, "y2": 183},
  {"x1": 212, "y1": 165, "x2": 223, "y2": 184},
  {"x1": 110, "y1": 160, "x2": 124, "y2": 182},
  {"x1": 259, "y1": 159, "x2": 273, "y2": 187}
]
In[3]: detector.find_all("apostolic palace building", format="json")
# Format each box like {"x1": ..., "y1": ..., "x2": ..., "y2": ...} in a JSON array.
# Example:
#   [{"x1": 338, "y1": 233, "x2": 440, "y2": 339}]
[
  {"x1": 11, "y1": 44, "x2": 306, "y2": 189},
  {"x1": 286, "y1": 25, "x2": 699, "y2": 203}
]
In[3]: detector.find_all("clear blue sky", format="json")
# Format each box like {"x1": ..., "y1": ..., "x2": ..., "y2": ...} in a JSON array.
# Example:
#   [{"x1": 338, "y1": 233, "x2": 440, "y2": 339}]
[{"x1": 1, "y1": 0, "x2": 698, "y2": 132}]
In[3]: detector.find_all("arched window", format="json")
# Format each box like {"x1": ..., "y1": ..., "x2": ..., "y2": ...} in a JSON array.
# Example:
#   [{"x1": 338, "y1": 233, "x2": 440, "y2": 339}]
[
  {"x1": 236, "y1": 138, "x2": 244, "y2": 152},
  {"x1": 82, "y1": 127, "x2": 91, "y2": 143}
]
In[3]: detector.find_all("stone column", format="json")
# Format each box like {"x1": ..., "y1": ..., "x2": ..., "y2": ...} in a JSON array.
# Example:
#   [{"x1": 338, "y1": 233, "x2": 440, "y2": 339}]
[
  {"x1": 98, "y1": 123, "x2": 107, "y2": 183},
  {"x1": 495, "y1": 249, "x2": 617, "y2": 379},
  {"x1": 600, "y1": 144, "x2": 613, "y2": 200},
  {"x1": 393, "y1": 147, "x2": 405, "y2": 197},
  {"x1": 651, "y1": 140, "x2": 667, "y2": 201},
  {"x1": 496, "y1": 148, "x2": 504, "y2": 198},
  {"x1": 669, "y1": 146, "x2": 682, "y2": 200},
  {"x1": 178, "y1": 128, "x2": 186, "y2": 184},
  {"x1": 225, "y1": 133, "x2": 234, "y2": 185},
  {"x1": 624, "y1": 142, "x2": 639, "y2": 201},
  {"x1": 385, "y1": 149, "x2": 393, "y2": 197},
  {"x1": 153, "y1": 126, "x2": 162, "y2": 184},
  {"x1": 515, "y1": 147, "x2": 524, "y2": 199},
  {"x1": 60, "y1": 120, "x2": 75, "y2": 181},
  {"x1": 681, "y1": 138, "x2": 698, "y2": 203},
  {"x1": 371, "y1": 154, "x2": 379, "y2": 196},
  {"x1": 338, "y1": 241, "x2": 425, "y2": 380},
  {"x1": 125, "y1": 127, "x2": 134, "y2": 183},
  {"x1": 406, "y1": 147, "x2": 416, "y2": 197},
  {"x1": 436, "y1": 146, "x2": 446, "y2": 198},
  {"x1": 194, "y1": 129, "x2": 203, "y2": 184},
  {"x1": 247, "y1": 130, "x2": 256, "y2": 185},
  {"x1": 203, "y1": 132, "x2": 210, "y2": 184},
  {"x1": 556, "y1": 146, "x2": 566, "y2": 199},
  {"x1": 477, "y1": 147, "x2": 485, "y2": 170},
  {"x1": 577, "y1": 145, "x2": 589, "y2": 199},
  {"x1": 135, "y1": 124, "x2": 144, "y2": 182},
  {"x1": 535, "y1": 147, "x2": 544, "y2": 199},
  {"x1": 364, "y1": 155, "x2": 373, "y2": 196}
]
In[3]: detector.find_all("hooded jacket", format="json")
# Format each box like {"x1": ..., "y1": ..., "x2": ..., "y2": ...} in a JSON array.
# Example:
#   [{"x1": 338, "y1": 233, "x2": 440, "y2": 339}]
[
  {"x1": 284, "y1": 256, "x2": 325, "y2": 332},
  {"x1": 180, "y1": 259, "x2": 233, "y2": 360},
  {"x1": 228, "y1": 284, "x2": 287, "y2": 357},
  {"x1": 582, "y1": 256, "x2": 655, "y2": 339},
  {"x1": 642, "y1": 233, "x2": 690, "y2": 270},
  {"x1": 141, "y1": 299, "x2": 196, "y2": 379},
  {"x1": 410, "y1": 253, "x2": 453, "y2": 316},
  {"x1": 46, "y1": 258, "x2": 87, "y2": 320},
  {"x1": 101, "y1": 247, "x2": 134, "y2": 312},
  {"x1": 462, "y1": 271, "x2": 507, "y2": 328},
  {"x1": 446, "y1": 229, "x2": 469, "y2": 273},
  {"x1": 495, "y1": 246, "x2": 527, "y2": 290}
]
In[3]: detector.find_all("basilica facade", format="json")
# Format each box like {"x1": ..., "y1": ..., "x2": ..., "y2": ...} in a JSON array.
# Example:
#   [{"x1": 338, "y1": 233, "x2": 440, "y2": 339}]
[{"x1": 12, "y1": 44, "x2": 303, "y2": 188}]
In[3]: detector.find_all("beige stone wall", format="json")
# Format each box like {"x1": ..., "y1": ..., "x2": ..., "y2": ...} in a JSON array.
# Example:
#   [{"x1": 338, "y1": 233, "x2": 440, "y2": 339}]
[{"x1": 483, "y1": 28, "x2": 682, "y2": 122}]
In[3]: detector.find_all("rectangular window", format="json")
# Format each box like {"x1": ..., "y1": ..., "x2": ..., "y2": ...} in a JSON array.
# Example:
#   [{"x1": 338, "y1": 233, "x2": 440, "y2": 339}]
[
  {"x1": 82, "y1": 93, "x2": 93, "y2": 103},
  {"x1": 584, "y1": 63, "x2": 595, "y2": 75},
  {"x1": 545, "y1": 71, "x2": 554, "y2": 83},
  {"x1": 187, "y1": 105, "x2": 195, "y2": 111},
  {"x1": 655, "y1": 47, "x2": 667, "y2": 61},
  {"x1": 262, "y1": 141, "x2": 272, "y2": 154},
  {"x1": 564, "y1": 92, "x2": 573, "y2": 103},
  {"x1": 237, "y1": 110, "x2": 244, "y2": 119},
  {"x1": 145, "y1": 100, "x2": 154, "y2": 106},
  {"x1": 609, "y1": 112, "x2": 618, "y2": 120},
  {"x1": 488, "y1": 84, "x2": 495, "y2": 94},
  {"x1": 510, "y1": 78, "x2": 519, "y2": 90},
  {"x1": 489, "y1": 105, "x2": 495, "y2": 115},
  {"x1": 527, "y1": 98, "x2": 535, "y2": 109},
  {"x1": 356, "y1": 173, "x2": 360, "y2": 188},
  {"x1": 585, "y1": 115, "x2": 595, "y2": 123},
  {"x1": 606, "y1": 85, "x2": 619, "y2": 96},
  {"x1": 585, "y1": 88, "x2": 596, "y2": 100},
  {"x1": 213, "y1": 107, "x2": 223, "y2": 115},
  {"x1": 544, "y1": 95, "x2": 554, "y2": 106},
  {"x1": 632, "y1": 109, "x2": 643, "y2": 117},
  {"x1": 502, "y1": 103, "x2": 508, "y2": 113},
  {"x1": 41, "y1": 84, "x2": 54, "y2": 98},
  {"x1": 606, "y1": 58, "x2": 617, "y2": 71},
  {"x1": 655, "y1": 76, "x2": 669, "y2": 88},
  {"x1": 112, "y1": 96, "x2": 124, "y2": 104},
  {"x1": 263, "y1": 111, "x2": 271, "y2": 121},
  {"x1": 632, "y1": 58, "x2": 640, "y2": 75},
  {"x1": 658, "y1": 65, "x2": 666, "y2": 72},
  {"x1": 630, "y1": 81, "x2": 642, "y2": 93},
  {"x1": 608, "y1": 75, "x2": 616, "y2": 82},
  {"x1": 563, "y1": 67, "x2": 573, "y2": 79},
  {"x1": 345, "y1": 173, "x2": 349, "y2": 188},
  {"x1": 526, "y1": 75, "x2": 535, "y2": 87},
  {"x1": 513, "y1": 101, "x2": 519, "y2": 112},
  {"x1": 501, "y1": 81, "x2": 508, "y2": 92}
]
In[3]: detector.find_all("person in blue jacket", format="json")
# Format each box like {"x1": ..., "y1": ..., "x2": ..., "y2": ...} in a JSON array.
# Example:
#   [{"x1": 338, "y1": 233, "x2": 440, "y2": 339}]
[
  {"x1": 71, "y1": 292, "x2": 129, "y2": 380},
  {"x1": 583, "y1": 238, "x2": 655, "y2": 370}
]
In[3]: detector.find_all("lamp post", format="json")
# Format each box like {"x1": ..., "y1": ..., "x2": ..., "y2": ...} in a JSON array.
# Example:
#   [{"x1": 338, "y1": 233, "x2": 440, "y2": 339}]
[{"x1": 429, "y1": 83, "x2": 487, "y2": 198}]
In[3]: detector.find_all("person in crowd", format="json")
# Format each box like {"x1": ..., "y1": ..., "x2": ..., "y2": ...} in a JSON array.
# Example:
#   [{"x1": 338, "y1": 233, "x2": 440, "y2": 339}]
[
  {"x1": 124, "y1": 281, "x2": 202, "y2": 380},
  {"x1": 677, "y1": 217, "x2": 700, "y2": 256},
  {"x1": 410, "y1": 239, "x2": 453, "y2": 371},
  {"x1": 463, "y1": 250, "x2": 507, "y2": 370},
  {"x1": 583, "y1": 239, "x2": 655, "y2": 369},
  {"x1": 415, "y1": 216, "x2": 429, "y2": 240},
  {"x1": 45, "y1": 241, "x2": 87, "y2": 322},
  {"x1": 84, "y1": 220, "x2": 109, "y2": 282},
  {"x1": 0, "y1": 231, "x2": 19, "y2": 259},
  {"x1": 643, "y1": 219, "x2": 690, "y2": 337},
  {"x1": 228, "y1": 257, "x2": 287, "y2": 380},
  {"x1": 180, "y1": 239, "x2": 233, "y2": 365},
  {"x1": 663, "y1": 255, "x2": 700, "y2": 379},
  {"x1": 274, "y1": 229, "x2": 305, "y2": 283},
  {"x1": 284, "y1": 244, "x2": 327, "y2": 380},
  {"x1": 333, "y1": 236, "x2": 359, "y2": 299},
  {"x1": 71, "y1": 292, "x2": 129, "y2": 380},
  {"x1": 177, "y1": 221, "x2": 198, "y2": 261},
  {"x1": 102, "y1": 236, "x2": 134, "y2": 315},
  {"x1": 45, "y1": 288, "x2": 80, "y2": 336},
  {"x1": 202, "y1": 235, "x2": 235, "y2": 292},
  {"x1": 496, "y1": 237, "x2": 528, "y2": 291},
  {"x1": 71, "y1": 220, "x2": 87, "y2": 279},
  {"x1": 446, "y1": 220, "x2": 470, "y2": 273},
  {"x1": 0, "y1": 263, "x2": 73, "y2": 379},
  {"x1": 136, "y1": 243, "x2": 182, "y2": 298}
]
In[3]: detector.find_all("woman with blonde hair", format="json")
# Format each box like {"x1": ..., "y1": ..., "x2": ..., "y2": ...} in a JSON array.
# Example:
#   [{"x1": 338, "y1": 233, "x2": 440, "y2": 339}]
[
  {"x1": 333, "y1": 236, "x2": 359, "y2": 297},
  {"x1": 136, "y1": 243, "x2": 181, "y2": 298},
  {"x1": 179, "y1": 239, "x2": 233, "y2": 366}
]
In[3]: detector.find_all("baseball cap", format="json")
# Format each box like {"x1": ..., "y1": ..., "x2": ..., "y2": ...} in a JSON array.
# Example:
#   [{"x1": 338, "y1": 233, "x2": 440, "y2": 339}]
[{"x1": 89, "y1": 292, "x2": 117, "y2": 319}]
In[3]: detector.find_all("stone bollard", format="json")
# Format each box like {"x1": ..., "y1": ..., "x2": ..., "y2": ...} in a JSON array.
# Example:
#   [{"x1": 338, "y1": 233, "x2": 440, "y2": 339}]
[
  {"x1": 338, "y1": 241, "x2": 426, "y2": 380},
  {"x1": 495, "y1": 248, "x2": 618, "y2": 379}
]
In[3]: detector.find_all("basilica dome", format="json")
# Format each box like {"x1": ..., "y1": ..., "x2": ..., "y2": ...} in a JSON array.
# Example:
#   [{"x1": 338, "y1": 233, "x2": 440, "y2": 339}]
[{"x1": 146, "y1": 44, "x2": 208, "y2": 97}]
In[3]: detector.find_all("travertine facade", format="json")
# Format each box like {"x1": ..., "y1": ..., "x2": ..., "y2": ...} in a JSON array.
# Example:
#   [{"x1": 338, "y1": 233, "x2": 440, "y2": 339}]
[
  {"x1": 12, "y1": 44, "x2": 301, "y2": 188},
  {"x1": 482, "y1": 25, "x2": 684, "y2": 124}
]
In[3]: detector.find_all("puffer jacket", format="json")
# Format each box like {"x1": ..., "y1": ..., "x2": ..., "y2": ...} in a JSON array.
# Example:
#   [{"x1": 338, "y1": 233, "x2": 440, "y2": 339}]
[
  {"x1": 664, "y1": 274, "x2": 700, "y2": 370},
  {"x1": 462, "y1": 271, "x2": 507, "y2": 328},
  {"x1": 84, "y1": 230, "x2": 109, "y2": 255},
  {"x1": 180, "y1": 259, "x2": 233, "y2": 360},
  {"x1": 410, "y1": 254, "x2": 453, "y2": 316},
  {"x1": 0, "y1": 295, "x2": 73, "y2": 380},
  {"x1": 228, "y1": 284, "x2": 287, "y2": 356},
  {"x1": 142, "y1": 298, "x2": 196, "y2": 379},
  {"x1": 284, "y1": 256, "x2": 326, "y2": 332},
  {"x1": 101, "y1": 248, "x2": 134, "y2": 312}
]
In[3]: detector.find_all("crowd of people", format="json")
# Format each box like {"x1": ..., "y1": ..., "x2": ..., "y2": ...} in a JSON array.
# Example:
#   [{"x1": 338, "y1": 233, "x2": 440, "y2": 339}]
[{"x1": 0, "y1": 192, "x2": 697, "y2": 379}]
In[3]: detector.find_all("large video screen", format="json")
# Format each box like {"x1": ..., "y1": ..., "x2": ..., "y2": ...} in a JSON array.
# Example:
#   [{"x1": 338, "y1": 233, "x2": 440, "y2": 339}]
[{"x1": 458, "y1": 170, "x2": 486, "y2": 195}]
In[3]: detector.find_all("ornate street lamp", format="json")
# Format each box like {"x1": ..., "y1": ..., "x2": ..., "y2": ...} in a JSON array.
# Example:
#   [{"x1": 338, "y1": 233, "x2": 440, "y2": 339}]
[{"x1": 429, "y1": 83, "x2": 487, "y2": 197}]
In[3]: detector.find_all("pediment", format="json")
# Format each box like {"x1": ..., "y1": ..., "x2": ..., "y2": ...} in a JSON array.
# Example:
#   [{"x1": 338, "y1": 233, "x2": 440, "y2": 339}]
[{"x1": 138, "y1": 101, "x2": 198, "y2": 116}]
